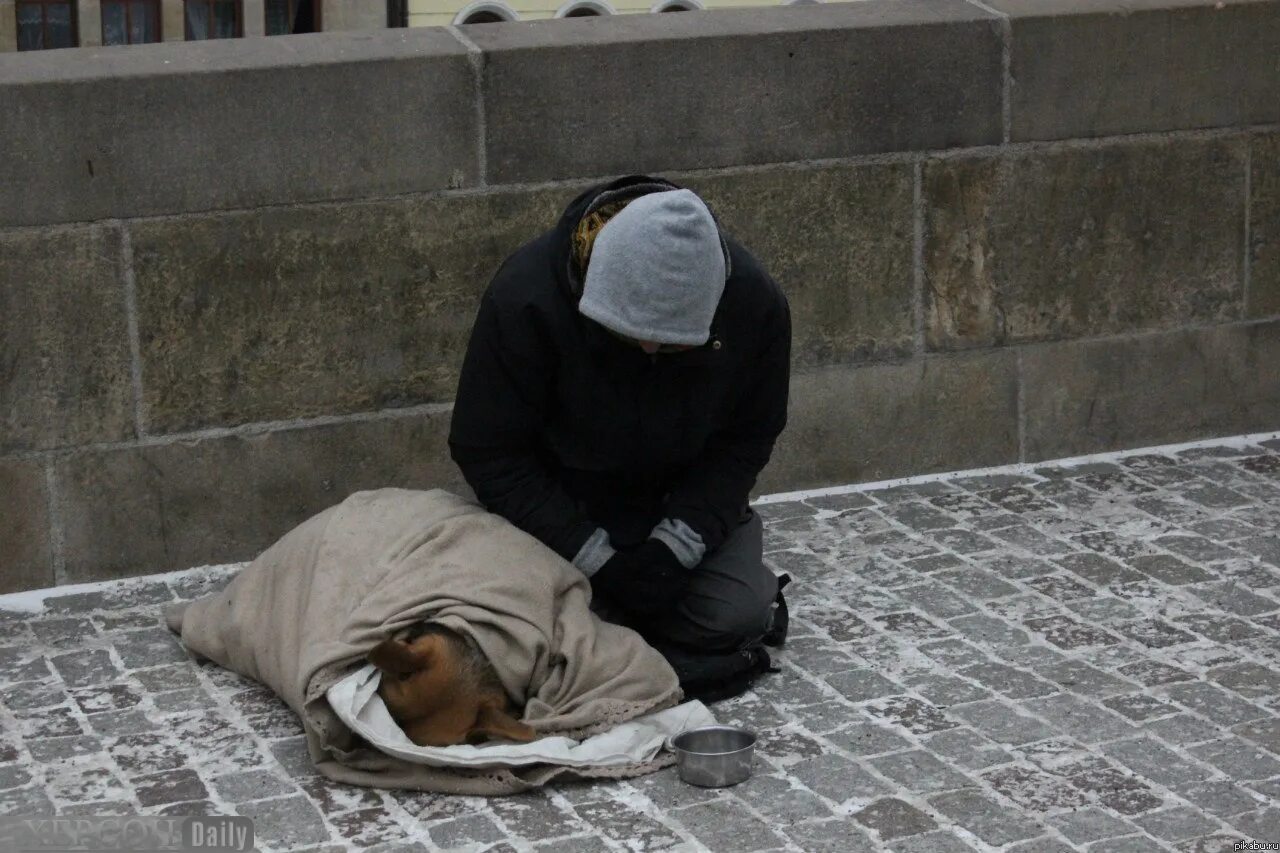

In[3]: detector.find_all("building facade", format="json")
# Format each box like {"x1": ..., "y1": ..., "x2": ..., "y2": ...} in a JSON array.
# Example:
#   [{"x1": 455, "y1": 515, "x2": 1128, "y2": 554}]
[
  {"x1": 408, "y1": 0, "x2": 817, "y2": 27},
  {"x1": 0, "y1": 0, "x2": 386, "y2": 51},
  {"x1": 3, "y1": 0, "x2": 821, "y2": 52}
]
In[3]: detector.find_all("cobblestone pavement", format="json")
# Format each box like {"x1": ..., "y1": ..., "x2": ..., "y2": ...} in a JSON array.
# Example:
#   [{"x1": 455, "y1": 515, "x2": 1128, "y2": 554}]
[{"x1": 2, "y1": 437, "x2": 1280, "y2": 851}]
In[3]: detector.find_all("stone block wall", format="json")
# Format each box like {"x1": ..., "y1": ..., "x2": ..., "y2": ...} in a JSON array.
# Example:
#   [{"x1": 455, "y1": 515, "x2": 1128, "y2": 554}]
[{"x1": 1, "y1": 0, "x2": 1277, "y2": 590}]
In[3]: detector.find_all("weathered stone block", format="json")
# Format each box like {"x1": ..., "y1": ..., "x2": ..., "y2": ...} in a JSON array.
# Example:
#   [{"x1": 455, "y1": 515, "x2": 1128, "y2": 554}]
[
  {"x1": 685, "y1": 164, "x2": 915, "y2": 367},
  {"x1": 469, "y1": 1, "x2": 1002, "y2": 184},
  {"x1": 1251, "y1": 133, "x2": 1280, "y2": 318},
  {"x1": 54, "y1": 410, "x2": 464, "y2": 584},
  {"x1": 759, "y1": 351, "x2": 1018, "y2": 493},
  {"x1": 924, "y1": 139, "x2": 1245, "y2": 350},
  {"x1": 985, "y1": 0, "x2": 1280, "y2": 141},
  {"x1": 0, "y1": 459, "x2": 53, "y2": 593},
  {"x1": 0, "y1": 29, "x2": 477, "y2": 226},
  {"x1": 1022, "y1": 321, "x2": 1280, "y2": 461},
  {"x1": 0, "y1": 224, "x2": 134, "y2": 452},
  {"x1": 129, "y1": 187, "x2": 571, "y2": 433}
]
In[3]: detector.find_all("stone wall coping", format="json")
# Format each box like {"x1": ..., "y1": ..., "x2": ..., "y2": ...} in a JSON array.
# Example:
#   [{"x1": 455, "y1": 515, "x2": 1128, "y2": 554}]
[{"x1": 0, "y1": 27, "x2": 469, "y2": 85}]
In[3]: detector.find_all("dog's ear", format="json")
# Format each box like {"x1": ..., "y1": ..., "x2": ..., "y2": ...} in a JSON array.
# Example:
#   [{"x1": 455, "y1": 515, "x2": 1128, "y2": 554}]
[
  {"x1": 468, "y1": 701, "x2": 536, "y2": 745},
  {"x1": 367, "y1": 636, "x2": 438, "y2": 676}
]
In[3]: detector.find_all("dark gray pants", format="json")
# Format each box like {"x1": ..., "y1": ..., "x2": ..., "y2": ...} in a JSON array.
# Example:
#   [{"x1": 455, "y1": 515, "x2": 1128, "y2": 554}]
[{"x1": 591, "y1": 511, "x2": 779, "y2": 653}]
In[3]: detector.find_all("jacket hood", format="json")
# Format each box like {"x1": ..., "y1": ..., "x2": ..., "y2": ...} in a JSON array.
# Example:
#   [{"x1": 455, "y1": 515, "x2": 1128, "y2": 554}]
[{"x1": 550, "y1": 174, "x2": 734, "y2": 304}]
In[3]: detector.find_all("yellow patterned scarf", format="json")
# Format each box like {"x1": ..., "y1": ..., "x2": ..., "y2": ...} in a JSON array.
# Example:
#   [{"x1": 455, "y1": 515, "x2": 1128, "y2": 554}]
[{"x1": 571, "y1": 199, "x2": 631, "y2": 279}]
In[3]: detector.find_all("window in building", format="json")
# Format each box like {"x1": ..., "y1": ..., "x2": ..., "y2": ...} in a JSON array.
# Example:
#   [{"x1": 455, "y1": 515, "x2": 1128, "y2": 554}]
[
  {"x1": 555, "y1": 0, "x2": 613, "y2": 16},
  {"x1": 185, "y1": 0, "x2": 241, "y2": 39},
  {"x1": 266, "y1": 0, "x2": 317, "y2": 35},
  {"x1": 16, "y1": 0, "x2": 78, "y2": 50},
  {"x1": 454, "y1": 2, "x2": 518, "y2": 24},
  {"x1": 102, "y1": 0, "x2": 161, "y2": 45},
  {"x1": 651, "y1": 0, "x2": 701, "y2": 10},
  {"x1": 387, "y1": 0, "x2": 408, "y2": 28}
]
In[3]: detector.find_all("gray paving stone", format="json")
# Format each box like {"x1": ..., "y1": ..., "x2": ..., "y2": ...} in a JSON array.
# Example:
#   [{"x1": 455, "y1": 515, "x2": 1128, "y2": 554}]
[
  {"x1": 0, "y1": 764, "x2": 32, "y2": 789},
  {"x1": 1056, "y1": 553, "x2": 1148, "y2": 586},
  {"x1": 1085, "y1": 836, "x2": 1170, "y2": 852},
  {"x1": 26, "y1": 735, "x2": 101, "y2": 763},
  {"x1": 329, "y1": 807, "x2": 414, "y2": 847},
  {"x1": 532, "y1": 836, "x2": 612, "y2": 853},
  {"x1": 1101, "y1": 738, "x2": 1216, "y2": 787},
  {"x1": 959, "y1": 661, "x2": 1059, "y2": 699},
  {"x1": 1132, "y1": 806, "x2": 1222, "y2": 842},
  {"x1": 1171, "y1": 613, "x2": 1266, "y2": 644},
  {"x1": 929, "y1": 788, "x2": 1043, "y2": 844},
  {"x1": 919, "y1": 639, "x2": 992, "y2": 669},
  {"x1": 923, "y1": 727, "x2": 1013, "y2": 770},
  {"x1": 1005, "y1": 839, "x2": 1077, "y2": 853},
  {"x1": 790, "y1": 753, "x2": 890, "y2": 804},
  {"x1": 781, "y1": 818, "x2": 879, "y2": 852},
  {"x1": 112, "y1": 628, "x2": 191, "y2": 669},
  {"x1": 732, "y1": 773, "x2": 833, "y2": 821},
  {"x1": 1156, "y1": 536, "x2": 1242, "y2": 564},
  {"x1": 1017, "y1": 737, "x2": 1112, "y2": 778},
  {"x1": 1025, "y1": 614, "x2": 1123, "y2": 649},
  {"x1": 1163, "y1": 681, "x2": 1268, "y2": 726},
  {"x1": 235, "y1": 795, "x2": 331, "y2": 848},
  {"x1": 948, "y1": 700, "x2": 1055, "y2": 745},
  {"x1": 134, "y1": 769, "x2": 208, "y2": 806},
  {"x1": 949, "y1": 613, "x2": 1032, "y2": 647},
  {"x1": 430, "y1": 809, "x2": 509, "y2": 850},
  {"x1": 1188, "y1": 581, "x2": 1280, "y2": 617},
  {"x1": 783, "y1": 636, "x2": 863, "y2": 677},
  {"x1": 825, "y1": 722, "x2": 912, "y2": 756},
  {"x1": 757, "y1": 725, "x2": 826, "y2": 765},
  {"x1": 906, "y1": 673, "x2": 992, "y2": 706},
  {"x1": 1102, "y1": 694, "x2": 1180, "y2": 722},
  {"x1": 868, "y1": 749, "x2": 973, "y2": 794},
  {"x1": 894, "y1": 583, "x2": 979, "y2": 619},
  {"x1": 853, "y1": 797, "x2": 937, "y2": 840},
  {"x1": 268, "y1": 736, "x2": 319, "y2": 780},
  {"x1": 49, "y1": 649, "x2": 120, "y2": 689},
  {"x1": 865, "y1": 695, "x2": 959, "y2": 735},
  {"x1": 1226, "y1": 807, "x2": 1280, "y2": 840},
  {"x1": 576, "y1": 794, "x2": 686, "y2": 845},
  {"x1": 1143, "y1": 714, "x2": 1225, "y2": 747},
  {"x1": 824, "y1": 668, "x2": 903, "y2": 702},
  {"x1": 1049, "y1": 806, "x2": 1140, "y2": 843},
  {"x1": 993, "y1": 642, "x2": 1072, "y2": 669},
  {"x1": 784, "y1": 700, "x2": 858, "y2": 736},
  {"x1": 1117, "y1": 619, "x2": 1198, "y2": 649},
  {"x1": 1036, "y1": 660, "x2": 1136, "y2": 697},
  {"x1": 981, "y1": 764, "x2": 1090, "y2": 811},
  {"x1": 209, "y1": 769, "x2": 298, "y2": 802},
  {"x1": 888, "y1": 830, "x2": 980, "y2": 852},
  {"x1": 1190, "y1": 736, "x2": 1280, "y2": 781},
  {"x1": 1232, "y1": 717, "x2": 1280, "y2": 755},
  {"x1": 937, "y1": 567, "x2": 1020, "y2": 600},
  {"x1": 1171, "y1": 780, "x2": 1263, "y2": 821},
  {"x1": 0, "y1": 785, "x2": 55, "y2": 814},
  {"x1": 1069, "y1": 767, "x2": 1166, "y2": 816},
  {"x1": 672, "y1": 796, "x2": 787, "y2": 851}
]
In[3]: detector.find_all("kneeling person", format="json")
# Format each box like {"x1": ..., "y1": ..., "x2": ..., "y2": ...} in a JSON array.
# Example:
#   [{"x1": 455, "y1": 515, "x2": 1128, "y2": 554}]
[{"x1": 448, "y1": 176, "x2": 791, "y2": 695}]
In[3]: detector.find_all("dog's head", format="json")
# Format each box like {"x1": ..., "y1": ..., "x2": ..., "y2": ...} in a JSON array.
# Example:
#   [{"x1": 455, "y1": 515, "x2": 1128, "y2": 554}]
[{"x1": 367, "y1": 625, "x2": 536, "y2": 748}]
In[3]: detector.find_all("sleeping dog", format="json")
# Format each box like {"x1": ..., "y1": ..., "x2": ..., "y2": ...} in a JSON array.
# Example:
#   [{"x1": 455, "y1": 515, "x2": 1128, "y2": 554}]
[{"x1": 367, "y1": 622, "x2": 537, "y2": 747}]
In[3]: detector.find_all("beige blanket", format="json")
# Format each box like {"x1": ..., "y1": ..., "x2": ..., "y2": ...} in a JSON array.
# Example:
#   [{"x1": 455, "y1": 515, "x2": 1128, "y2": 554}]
[{"x1": 165, "y1": 488, "x2": 682, "y2": 794}]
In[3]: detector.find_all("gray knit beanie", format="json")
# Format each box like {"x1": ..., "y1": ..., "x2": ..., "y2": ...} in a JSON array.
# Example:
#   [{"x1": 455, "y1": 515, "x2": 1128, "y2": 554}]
[{"x1": 578, "y1": 189, "x2": 726, "y2": 346}]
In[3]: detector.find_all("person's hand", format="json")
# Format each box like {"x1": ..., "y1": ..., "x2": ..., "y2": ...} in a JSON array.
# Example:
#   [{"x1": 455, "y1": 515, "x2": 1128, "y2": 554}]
[{"x1": 592, "y1": 540, "x2": 690, "y2": 619}]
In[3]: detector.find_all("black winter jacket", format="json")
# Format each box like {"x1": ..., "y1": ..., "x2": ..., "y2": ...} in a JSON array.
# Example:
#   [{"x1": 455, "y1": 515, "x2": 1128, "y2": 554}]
[{"x1": 448, "y1": 175, "x2": 791, "y2": 564}]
